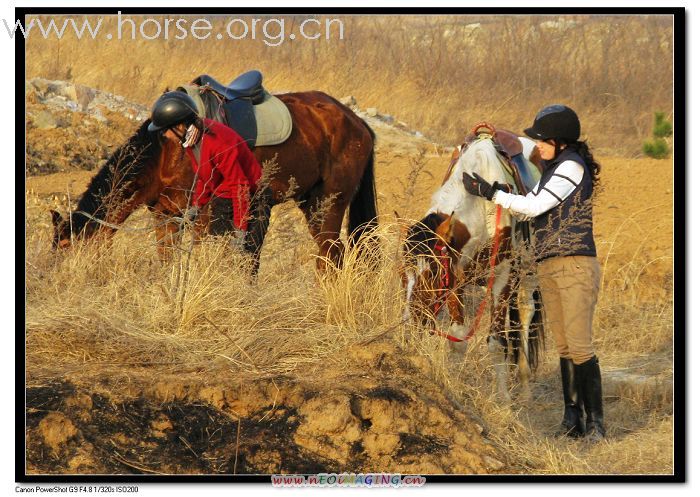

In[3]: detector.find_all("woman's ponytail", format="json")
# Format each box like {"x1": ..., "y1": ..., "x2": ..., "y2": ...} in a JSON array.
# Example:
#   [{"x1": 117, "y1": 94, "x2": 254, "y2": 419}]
[{"x1": 570, "y1": 141, "x2": 601, "y2": 191}]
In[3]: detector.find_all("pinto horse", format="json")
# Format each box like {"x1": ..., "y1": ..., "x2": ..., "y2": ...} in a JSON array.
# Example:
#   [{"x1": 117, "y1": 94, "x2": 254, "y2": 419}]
[
  {"x1": 401, "y1": 125, "x2": 544, "y2": 401},
  {"x1": 51, "y1": 91, "x2": 378, "y2": 271}
]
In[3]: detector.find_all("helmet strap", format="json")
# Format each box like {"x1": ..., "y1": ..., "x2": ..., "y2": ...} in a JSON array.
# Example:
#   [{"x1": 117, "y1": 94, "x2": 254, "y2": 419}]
[
  {"x1": 182, "y1": 124, "x2": 202, "y2": 148},
  {"x1": 169, "y1": 126, "x2": 186, "y2": 143}
]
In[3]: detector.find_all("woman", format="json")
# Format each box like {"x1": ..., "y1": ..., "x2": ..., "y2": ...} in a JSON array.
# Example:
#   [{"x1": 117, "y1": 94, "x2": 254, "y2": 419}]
[
  {"x1": 148, "y1": 91, "x2": 271, "y2": 255},
  {"x1": 462, "y1": 104, "x2": 605, "y2": 441}
]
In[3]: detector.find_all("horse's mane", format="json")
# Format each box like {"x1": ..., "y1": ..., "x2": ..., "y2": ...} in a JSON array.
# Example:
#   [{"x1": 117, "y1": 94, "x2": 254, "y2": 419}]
[
  {"x1": 456, "y1": 137, "x2": 504, "y2": 180},
  {"x1": 404, "y1": 212, "x2": 445, "y2": 258},
  {"x1": 71, "y1": 119, "x2": 161, "y2": 232}
]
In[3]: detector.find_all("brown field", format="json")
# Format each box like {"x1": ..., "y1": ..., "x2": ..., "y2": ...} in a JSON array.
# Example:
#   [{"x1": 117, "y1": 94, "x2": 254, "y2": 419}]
[{"x1": 24, "y1": 14, "x2": 674, "y2": 476}]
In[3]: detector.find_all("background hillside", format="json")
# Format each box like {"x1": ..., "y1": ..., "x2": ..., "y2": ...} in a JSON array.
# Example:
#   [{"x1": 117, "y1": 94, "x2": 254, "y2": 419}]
[{"x1": 25, "y1": 14, "x2": 673, "y2": 156}]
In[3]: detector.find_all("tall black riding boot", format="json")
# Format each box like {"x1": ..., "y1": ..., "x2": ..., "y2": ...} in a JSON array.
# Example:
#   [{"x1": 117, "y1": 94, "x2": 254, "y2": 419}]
[
  {"x1": 557, "y1": 357, "x2": 585, "y2": 437},
  {"x1": 575, "y1": 355, "x2": 606, "y2": 442}
]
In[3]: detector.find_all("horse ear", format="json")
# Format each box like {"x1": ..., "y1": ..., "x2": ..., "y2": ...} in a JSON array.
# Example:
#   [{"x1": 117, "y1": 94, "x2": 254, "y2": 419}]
[
  {"x1": 436, "y1": 212, "x2": 454, "y2": 244},
  {"x1": 393, "y1": 211, "x2": 408, "y2": 240},
  {"x1": 50, "y1": 209, "x2": 63, "y2": 227},
  {"x1": 448, "y1": 211, "x2": 457, "y2": 231}
]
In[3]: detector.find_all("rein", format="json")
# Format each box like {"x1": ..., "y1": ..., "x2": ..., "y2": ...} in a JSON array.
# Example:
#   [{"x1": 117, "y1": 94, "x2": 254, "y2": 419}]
[{"x1": 430, "y1": 204, "x2": 503, "y2": 342}]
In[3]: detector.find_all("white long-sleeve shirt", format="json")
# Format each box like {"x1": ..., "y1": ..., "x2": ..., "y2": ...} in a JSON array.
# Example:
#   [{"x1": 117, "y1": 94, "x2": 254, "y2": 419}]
[{"x1": 492, "y1": 160, "x2": 584, "y2": 220}]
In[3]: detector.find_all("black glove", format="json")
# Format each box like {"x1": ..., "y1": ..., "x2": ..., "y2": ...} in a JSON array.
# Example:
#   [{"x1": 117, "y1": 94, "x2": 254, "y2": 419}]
[{"x1": 462, "y1": 172, "x2": 510, "y2": 201}]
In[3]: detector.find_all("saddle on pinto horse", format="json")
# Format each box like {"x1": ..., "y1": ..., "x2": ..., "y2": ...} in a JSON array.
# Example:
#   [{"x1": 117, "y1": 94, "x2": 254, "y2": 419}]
[
  {"x1": 179, "y1": 70, "x2": 293, "y2": 149},
  {"x1": 464, "y1": 122, "x2": 541, "y2": 194}
]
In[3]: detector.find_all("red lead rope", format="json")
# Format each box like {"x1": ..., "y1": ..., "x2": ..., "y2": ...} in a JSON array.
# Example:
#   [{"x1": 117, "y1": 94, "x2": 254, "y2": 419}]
[{"x1": 430, "y1": 205, "x2": 503, "y2": 342}]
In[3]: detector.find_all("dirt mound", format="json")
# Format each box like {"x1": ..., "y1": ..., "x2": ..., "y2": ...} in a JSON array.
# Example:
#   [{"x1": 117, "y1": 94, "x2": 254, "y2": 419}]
[{"x1": 26, "y1": 340, "x2": 504, "y2": 475}]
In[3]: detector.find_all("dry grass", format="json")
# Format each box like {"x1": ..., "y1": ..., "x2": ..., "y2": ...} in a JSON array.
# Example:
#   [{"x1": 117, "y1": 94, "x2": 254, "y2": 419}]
[
  {"x1": 25, "y1": 14, "x2": 673, "y2": 155},
  {"x1": 25, "y1": 181, "x2": 673, "y2": 474},
  {"x1": 24, "y1": 12, "x2": 674, "y2": 474}
]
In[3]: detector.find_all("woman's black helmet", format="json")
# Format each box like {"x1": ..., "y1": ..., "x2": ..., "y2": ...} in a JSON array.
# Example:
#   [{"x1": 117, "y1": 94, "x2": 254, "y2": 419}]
[
  {"x1": 524, "y1": 104, "x2": 580, "y2": 142},
  {"x1": 147, "y1": 91, "x2": 198, "y2": 132}
]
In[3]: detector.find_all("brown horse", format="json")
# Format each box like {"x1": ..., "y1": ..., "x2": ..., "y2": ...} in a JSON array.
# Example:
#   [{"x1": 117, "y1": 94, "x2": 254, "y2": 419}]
[{"x1": 51, "y1": 91, "x2": 378, "y2": 271}]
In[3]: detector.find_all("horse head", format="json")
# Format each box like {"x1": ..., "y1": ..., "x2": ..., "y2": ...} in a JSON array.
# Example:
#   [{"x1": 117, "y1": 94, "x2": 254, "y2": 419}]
[
  {"x1": 49, "y1": 119, "x2": 165, "y2": 251},
  {"x1": 399, "y1": 211, "x2": 461, "y2": 322},
  {"x1": 50, "y1": 209, "x2": 103, "y2": 249}
]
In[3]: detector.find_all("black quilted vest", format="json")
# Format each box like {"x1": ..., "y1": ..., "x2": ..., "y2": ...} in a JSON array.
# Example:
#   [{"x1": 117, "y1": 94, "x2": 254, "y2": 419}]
[{"x1": 532, "y1": 148, "x2": 597, "y2": 262}]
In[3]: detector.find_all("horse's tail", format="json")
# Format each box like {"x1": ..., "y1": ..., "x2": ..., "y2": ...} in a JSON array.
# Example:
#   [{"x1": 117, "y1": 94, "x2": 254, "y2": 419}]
[{"x1": 348, "y1": 125, "x2": 379, "y2": 247}]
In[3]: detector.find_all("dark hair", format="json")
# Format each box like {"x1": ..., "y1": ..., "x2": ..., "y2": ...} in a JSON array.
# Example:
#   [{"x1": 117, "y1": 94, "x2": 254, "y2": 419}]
[
  {"x1": 554, "y1": 138, "x2": 601, "y2": 191},
  {"x1": 569, "y1": 140, "x2": 601, "y2": 191}
]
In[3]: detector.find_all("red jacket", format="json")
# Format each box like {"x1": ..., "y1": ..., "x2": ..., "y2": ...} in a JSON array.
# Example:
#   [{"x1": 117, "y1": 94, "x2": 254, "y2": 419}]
[{"x1": 185, "y1": 118, "x2": 262, "y2": 230}]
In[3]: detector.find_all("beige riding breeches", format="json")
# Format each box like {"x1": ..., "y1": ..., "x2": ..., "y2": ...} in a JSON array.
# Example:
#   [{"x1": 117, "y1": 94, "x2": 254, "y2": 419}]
[{"x1": 536, "y1": 255, "x2": 601, "y2": 365}]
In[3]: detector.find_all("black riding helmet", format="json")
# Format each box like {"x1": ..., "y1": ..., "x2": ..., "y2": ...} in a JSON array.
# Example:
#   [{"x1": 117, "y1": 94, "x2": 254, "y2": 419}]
[
  {"x1": 147, "y1": 91, "x2": 198, "y2": 132},
  {"x1": 524, "y1": 104, "x2": 580, "y2": 143}
]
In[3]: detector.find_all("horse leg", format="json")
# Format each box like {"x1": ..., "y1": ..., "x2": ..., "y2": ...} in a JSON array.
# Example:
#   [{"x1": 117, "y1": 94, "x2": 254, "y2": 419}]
[
  {"x1": 446, "y1": 278, "x2": 469, "y2": 353},
  {"x1": 489, "y1": 262, "x2": 512, "y2": 403},
  {"x1": 510, "y1": 268, "x2": 535, "y2": 399},
  {"x1": 150, "y1": 197, "x2": 187, "y2": 262},
  {"x1": 514, "y1": 272, "x2": 537, "y2": 400},
  {"x1": 153, "y1": 216, "x2": 182, "y2": 261},
  {"x1": 300, "y1": 185, "x2": 348, "y2": 271},
  {"x1": 316, "y1": 204, "x2": 347, "y2": 271}
]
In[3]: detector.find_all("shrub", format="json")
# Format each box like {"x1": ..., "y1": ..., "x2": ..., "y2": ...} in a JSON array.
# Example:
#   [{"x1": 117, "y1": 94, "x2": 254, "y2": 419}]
[
  {"x1": 653, "y1": 112, "x2": 673, "y2": 138},
  {"x1": 642, "y1": 138, "x2": 670, "y2": 159},
  {"x1": 643, "y1": 112, "x2": 672, "y2": 159}
]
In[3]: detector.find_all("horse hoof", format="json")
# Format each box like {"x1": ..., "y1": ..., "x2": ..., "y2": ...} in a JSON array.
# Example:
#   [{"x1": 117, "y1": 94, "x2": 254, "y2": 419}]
[
  {"x1": 499, "y1": 393, "x2": 513, "y2": 405},
  {"x1": 519, "y1": 385, "x2": 532, "y2": 401}
]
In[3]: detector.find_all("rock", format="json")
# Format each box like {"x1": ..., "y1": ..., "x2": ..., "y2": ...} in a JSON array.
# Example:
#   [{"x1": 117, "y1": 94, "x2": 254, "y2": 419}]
[
  {"x1": 91, "y1": 108, "x2": 107, "y2": 123},
  {"x1": 58, "y1": 84, "x2": 78, "y2": 102},
  {"x1": 47, "y1": 81, "x2": 66, "y2": 96},
  {"x1": 340, "y1": 95, "x2": 357, "y2": 107},
  {"x1": 366, "y1": 107, "x2": 378, "y2": 117},
  {"x1": 379, "y1": 114, "x2": 394, "y2": 124},
  {"x1": 32, "y1": 110, "x2": 58, "y2": 129},
  {"x1": 31, "y1": 78, "x2": 51, "y2": 96},
  {"x1": 76, "y1": 86, "x2": 97, "y2": 111},
  {"x1": 483, "y1": 455, "x2": 505, "y2": 471}
]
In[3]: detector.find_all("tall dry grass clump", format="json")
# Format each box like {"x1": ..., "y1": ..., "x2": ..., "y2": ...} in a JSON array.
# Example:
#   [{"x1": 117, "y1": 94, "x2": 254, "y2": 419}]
[
  {"x1": 26, "y1": 171, "x2": 673, "y2": 474},
  {"x1": 26, "y1": 198, "x2": 408, "y2": 380},
  {"x1": 25, "y1": 14, "x2": 673, "y2": 155}
]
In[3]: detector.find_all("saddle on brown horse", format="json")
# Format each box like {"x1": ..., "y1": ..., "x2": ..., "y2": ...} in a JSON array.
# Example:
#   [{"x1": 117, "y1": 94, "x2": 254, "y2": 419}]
[{"x1": 183, "y1": 70, "x2": 292, "y2": 150}]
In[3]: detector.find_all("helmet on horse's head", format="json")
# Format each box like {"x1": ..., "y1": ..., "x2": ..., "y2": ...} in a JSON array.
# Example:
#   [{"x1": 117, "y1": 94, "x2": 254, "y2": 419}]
[
  {"x1": 147, "y1": 91, "x2": 199, "y2": 132},
  {"x1": 524, "y1": 104, "x2": 580, "y2": 143}
]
